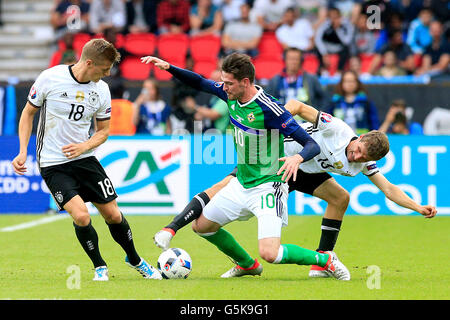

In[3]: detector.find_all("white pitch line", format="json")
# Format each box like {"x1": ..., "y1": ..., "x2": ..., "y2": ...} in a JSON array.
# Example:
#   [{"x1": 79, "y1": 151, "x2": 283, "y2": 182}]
[{"x1": 0, "y1": 214, "x2": 70, "y2": 232}]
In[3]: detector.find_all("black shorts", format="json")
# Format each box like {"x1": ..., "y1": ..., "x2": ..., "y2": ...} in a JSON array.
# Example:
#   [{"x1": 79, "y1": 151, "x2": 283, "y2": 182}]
[
  {"x1": 40, "y1": 156, "x2": 118, "y2": 210},
  {"x1": 287, "y1": 170, "x2": 332, "y2": 195}
]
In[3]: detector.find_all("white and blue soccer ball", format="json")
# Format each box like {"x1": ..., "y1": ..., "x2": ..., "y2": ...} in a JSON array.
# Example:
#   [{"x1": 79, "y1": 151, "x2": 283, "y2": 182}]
[{"x1": 157, "y1": 248, "x2": 192, "y2": 279}]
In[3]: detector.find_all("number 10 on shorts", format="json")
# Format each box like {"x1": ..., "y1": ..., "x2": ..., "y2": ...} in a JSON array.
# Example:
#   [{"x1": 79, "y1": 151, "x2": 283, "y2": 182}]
[{"x1": 261, "y1": 193, "x2": 275, "y2": 209}]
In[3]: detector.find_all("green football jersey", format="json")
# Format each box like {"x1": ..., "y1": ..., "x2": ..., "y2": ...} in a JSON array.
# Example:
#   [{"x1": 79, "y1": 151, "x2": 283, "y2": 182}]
[{"x1": 226, "y1": 86, "x2": 300, "y2": 188}]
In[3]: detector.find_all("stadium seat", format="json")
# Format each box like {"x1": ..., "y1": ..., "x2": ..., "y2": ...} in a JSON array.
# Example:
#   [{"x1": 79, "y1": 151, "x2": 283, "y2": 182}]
[
  {"x1": 73, "y1": 33, "x2": 92, "y2": 55},
  {"x1": 189, "y1": 34, "x2": 221, "y2": 78},
  {"x1": 155, "y1": 34, "x2": 189, "y2": 80},
  {"x1": 359, "y1": 53, "x2": 375, "y2": 73},
  {"x1": 302, "y1": 53, "x2": 320, "y2": 74},
  {"x1": 120, "y1": 56, "x2": 152, "y2": 80},
  {"x1": 257, "y1": 32, "x2": 283, "y2": 60},
  {"x1": 189, "y1": 34, "x2": 221, "y2": 62},
  {"x1": 124, "y1": 33, "x2": 157, "y2": 56},
  {"x1": 326, "y1": 54, "x2": 339, "y2": 76},
  {"x1": 253, "y1": 57, "x2": 284, "y2": 80}
]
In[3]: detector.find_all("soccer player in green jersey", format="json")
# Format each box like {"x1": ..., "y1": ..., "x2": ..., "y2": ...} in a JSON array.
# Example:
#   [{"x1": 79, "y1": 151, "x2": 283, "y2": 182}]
[{"x1": 141, "y1": 53, "x2": 351, "y2": 280}]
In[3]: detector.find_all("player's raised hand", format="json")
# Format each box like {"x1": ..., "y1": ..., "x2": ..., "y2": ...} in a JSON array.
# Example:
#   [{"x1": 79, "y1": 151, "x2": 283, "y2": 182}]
[
  {"x1": 12, "y1": 153, "x2": 28, "y2": 175},
  {"x1": 418, "y1": 205, "x2": 437, "y2": 218},
  {"x1": 141, "y1": 56, "x2": 170, "y2": 70},
  {"x1": 277, "y1": 154, "x2": 304, "y2": 183}
]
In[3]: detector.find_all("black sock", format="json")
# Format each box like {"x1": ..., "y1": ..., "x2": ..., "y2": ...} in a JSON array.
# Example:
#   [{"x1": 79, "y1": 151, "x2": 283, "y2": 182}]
[
  {"x1": 166, "y1": 192, "x2": 210, "y2": 233},
  {"x1": 107, "y1": 213, "x2": 141, "y2": 266},
  {"x1": 317, "y1": 218, "x2": 342, "y2": 252},
  {"x1": 73, "y1": 220, "x2": 106, "y2": 268}
]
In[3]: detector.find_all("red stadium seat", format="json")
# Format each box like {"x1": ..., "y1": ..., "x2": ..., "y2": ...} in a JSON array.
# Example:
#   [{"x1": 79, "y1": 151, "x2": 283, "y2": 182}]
[
  {"x1": 189, "y1": 34, "x2": 221, "y2": 78},
  {"x1": 257, "y1": 32, "x2": 283, "y2": 60},
  {"x1": 120, "y1": 56, "x2": 152, "y2": 80},
  {"x1": 359, "y1": 53, "x2": 375, "y2": 73},
  {"x1": 189, "y1": 34, "x2": 221, "y2": 62},
  {"x1": 124, "y1": 33, "x2": 157, "y2": 56},
  {"x1": 253, "y1": 57, "x2": 284, "y2": 80},
  {"x1": 326, "y1": 54, "x2": 339, "y2": 76},
  {"x1": 73, "y1": 33, "x2": 92, "y2": 55},
  {"x1": 157, "y1": 33, "x2": 189, "y2": 61},
  {"x1": 302, "y1": 53, "x2": 320, "y2": 74},
  {"x1": 155, "y1": 34, "x2": 189, "y2": 80},
  {"x1": 413, "y1": 53, "x2": 423, "y2": 68}
]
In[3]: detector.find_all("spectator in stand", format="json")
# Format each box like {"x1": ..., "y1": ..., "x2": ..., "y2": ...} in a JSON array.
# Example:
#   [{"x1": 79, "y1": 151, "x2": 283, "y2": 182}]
[
  {"x1": 389, "y1": 0, "x2": 424, "y2": 23},
  {"x1": 125, "y1": 0, "x2": 159, "y2": 34},
  {"x1": 292, "y1": 0, "x2": 327, "y2": 30},
  {"x1": 429, "y1": 0, "x2": 450, "y2": 26},
  {"x1": 157, "y1": 0, "x2": 191, "y2": 34},
  {"x1": 327, "y1": 70, "x2": 380, "y2": 134},
  {"x1": 266, "y1": 47, "x2": 329, "y2": 107},
  {"x1": 88, "y1": 0, "x2": 126, "y2": 34},
  {"x1": 109, "y1": 79, "x2": 136, "y2": 135},
  {"x1": 49, "y1": 32, "x2": 79, "y2": 67},
  {"x1": 275, "y1": 7, "x2": 314, "y2": 51},
  {"x1": 375, "y1": 50, "x2": 407, "y2": 77},
  {"x1": 314, "y1": 6, "x2": 354, "y2": 75},
  {"x1": 415, "y1": 20, "x2": 450, "y2": 77},
  {"x1": 406, "y1": 7, "x2": 433, "y2": 54},
  {"x1": 133, "y1": 79, "x2": 172, "y2": 135},
  {"x1": 379, "y1": 99, "x2": 423, "y2": 135},
  {"x1": 192, "y1": 69, "x2": 230, "y2": 133},
  {"x1": 351, "y1": 12, "x2": 377, "y2": 56},
  {"x1": 326, "y1": 0, "x2": 362, "y2": 24},
  {"x1": 348, "y1": 55, "x2": 362, "y2": 74},
  {"x1": 50, "y1": 0, "x2": 90, "y2": 37},
  {"x1": 369, "y1": 28, "x2": 415, "y2": 74},
  {"x1": 251, "y1": 0, "x2": 294, "y2": 32},
  {"x1": 222, "y1": 2, "x2": 263, "y2": 57},
  {"x1": 217, "y1": 0, "x2": 245, "y2": 24},
  {"x1": 374, "y1": 11, "x2": 408, "y2": 52},
  {"x1": 189, "y1": 0, "x2": 223, "y2": 36}
]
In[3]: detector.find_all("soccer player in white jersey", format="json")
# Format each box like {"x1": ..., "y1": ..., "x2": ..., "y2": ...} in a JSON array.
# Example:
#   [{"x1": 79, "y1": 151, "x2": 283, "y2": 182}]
[
  {"x1": 11, "y1": 39, "x2": 162, "y2": 281},
  {"x1": 154, "y1": 100, "x2": 437, "y2": 278}
]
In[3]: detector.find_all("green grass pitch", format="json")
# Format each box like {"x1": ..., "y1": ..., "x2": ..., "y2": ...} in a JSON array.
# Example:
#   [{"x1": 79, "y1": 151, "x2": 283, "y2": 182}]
[{"x1": 0, "y1": 214, "x2": 448, "y2": 300}]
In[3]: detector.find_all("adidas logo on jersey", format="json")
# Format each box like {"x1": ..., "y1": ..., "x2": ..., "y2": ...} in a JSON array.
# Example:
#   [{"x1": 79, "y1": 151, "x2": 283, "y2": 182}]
[{"x1": 59, "y1": 92, "x2": 68, "y2": 98}]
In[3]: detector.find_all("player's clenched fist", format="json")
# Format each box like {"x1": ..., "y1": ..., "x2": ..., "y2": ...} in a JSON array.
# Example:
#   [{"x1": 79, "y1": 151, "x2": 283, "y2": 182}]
[
  {"x1": 12, "y1": 153, "x2": 28, "y2": 175},
  {"x1": 141, "y1": 56, "x2": 170, "y2": 70}
]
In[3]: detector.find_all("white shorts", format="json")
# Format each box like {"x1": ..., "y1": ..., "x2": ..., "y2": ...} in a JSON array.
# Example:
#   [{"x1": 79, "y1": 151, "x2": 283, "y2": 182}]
[{"x1": 202, "y1": 177, "x2": 289, "y2": 239}]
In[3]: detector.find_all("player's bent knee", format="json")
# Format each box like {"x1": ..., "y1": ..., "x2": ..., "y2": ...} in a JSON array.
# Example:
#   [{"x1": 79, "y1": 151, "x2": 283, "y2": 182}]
[
  {"x1": 259, "y1": 247, "x2": 278, "y2": 263},
  {"x1": 72, "y1": 212, "x2": 91, "y2": 227}
]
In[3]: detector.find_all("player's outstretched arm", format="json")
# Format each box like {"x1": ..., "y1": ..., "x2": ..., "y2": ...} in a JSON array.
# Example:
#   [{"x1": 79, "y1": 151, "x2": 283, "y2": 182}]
[
  {"x1": 141, "y1": 56, "x2": 227, "y2": 100},
  {"x1": 369, "y1": 172, "x2": 437, "y2": 218},
  {"x1": 12, "y1": 102, "x2": 40, "y2": 175},
  {"x1": 284, "y1": 99, "x2": 319, "y2": 124}
]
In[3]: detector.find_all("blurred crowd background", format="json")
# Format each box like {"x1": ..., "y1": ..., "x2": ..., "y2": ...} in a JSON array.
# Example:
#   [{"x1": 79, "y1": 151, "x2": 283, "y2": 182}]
[{"x1": 0, "y1": 0, "x2": 449, "y2": 137}]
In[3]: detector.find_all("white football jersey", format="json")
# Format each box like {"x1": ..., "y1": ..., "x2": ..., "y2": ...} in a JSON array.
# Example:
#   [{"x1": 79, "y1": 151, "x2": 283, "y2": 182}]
[
  {"x1": 28, "y1": 65, "x2": 111, "y2": 167},
  {"x1": 284, "y1": 112, "x2": 379, "y2": 177}
]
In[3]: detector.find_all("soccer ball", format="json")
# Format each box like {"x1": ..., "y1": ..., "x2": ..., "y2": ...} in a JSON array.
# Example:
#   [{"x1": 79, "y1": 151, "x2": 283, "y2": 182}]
[{"x1": 157, "y1": 248, "x2": 192, "y2": 279}]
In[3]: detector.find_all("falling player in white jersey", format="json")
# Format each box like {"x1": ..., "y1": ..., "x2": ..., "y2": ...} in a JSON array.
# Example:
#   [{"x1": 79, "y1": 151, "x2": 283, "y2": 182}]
[
  {"x1": 12, "y1": 39, "x2": 162, "y2": 281},
  {"x1": 154, "y1": 100, "x2": 437, "y2": 278}
]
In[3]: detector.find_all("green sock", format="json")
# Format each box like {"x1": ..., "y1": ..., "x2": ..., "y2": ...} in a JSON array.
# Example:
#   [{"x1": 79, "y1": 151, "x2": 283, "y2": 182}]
[
  {"x1": 199, "y1": 228, "x2": 255, "y2": 269},
  {"x1": 280, "y1": 244, "x2": 329, "y2": 266}
]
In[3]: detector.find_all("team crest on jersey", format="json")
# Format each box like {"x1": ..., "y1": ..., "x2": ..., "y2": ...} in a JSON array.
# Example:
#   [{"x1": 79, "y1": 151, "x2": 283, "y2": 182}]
[
  {"x1": 88, "y1": 91, "x2": 99, "y2": 106},
  {"x1": 214, "y1": 81, "x2": 223, "y2": 88},
  {"x1": 333, "y1": 161, "x2": 344, "y2": 169},
  {"x1": 76, "y1": 91, "x2": 85, "y2": 102},
  {"x1": 247, "y1": 112, "x2": 255, "y2": 122},
  {"x1": 320, "y1": 112, "x2": 333, "y2": 123}
]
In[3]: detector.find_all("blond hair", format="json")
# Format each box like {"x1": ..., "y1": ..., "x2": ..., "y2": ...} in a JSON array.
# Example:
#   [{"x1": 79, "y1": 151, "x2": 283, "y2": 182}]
[
  {"x1": 80, "y1": 39, "x2": 121, "y2": 65},
  {"x1": 360, "y1": 130, "x2": 390, "y2": 160}
]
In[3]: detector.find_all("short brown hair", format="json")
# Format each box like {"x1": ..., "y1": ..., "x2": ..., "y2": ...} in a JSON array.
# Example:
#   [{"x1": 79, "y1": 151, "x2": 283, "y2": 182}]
[
  {"x1": 360, "y1": 130, "x2": 390, "y2": 161},
  {"x1": 80, "y1": 39, "x2": 121, "y2": 65},
  {"x1": 221, "y1": 52, "x2": 255, "y2": 83}
]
